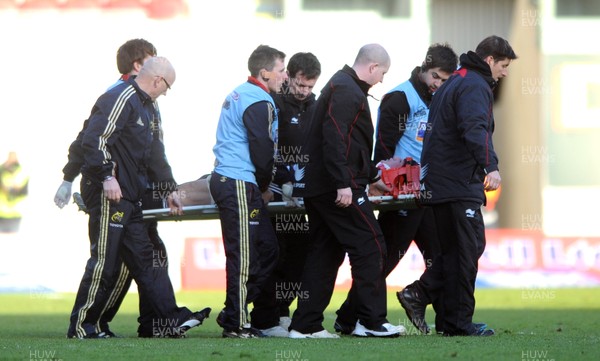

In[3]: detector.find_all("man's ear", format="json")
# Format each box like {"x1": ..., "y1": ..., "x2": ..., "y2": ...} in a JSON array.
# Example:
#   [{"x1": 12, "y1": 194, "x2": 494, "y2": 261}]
[
  {"x1": 132, "y1": 61, "x2": 144, "y2": 74},
  {"x1": 370, "y1": 63, "x2": 379, "y2": 73},
  {"x1": 484, "y1": 55, "x2": 495, "y2": 66},
  {"x1": 261, "y1": 69, "x2": 272, "y2": 81}
]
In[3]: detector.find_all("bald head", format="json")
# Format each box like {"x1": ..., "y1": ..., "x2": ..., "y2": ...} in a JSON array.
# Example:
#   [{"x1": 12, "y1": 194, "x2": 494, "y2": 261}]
[
  {"x1": 136, "y1": 56, "x2": 176, "y2": 101},
  {"x1": 352, "y1": 44, "x2": 391, "y2": 86},
  {"x1": 353, "y1": 44, "x2": 390, "y2": 68}
]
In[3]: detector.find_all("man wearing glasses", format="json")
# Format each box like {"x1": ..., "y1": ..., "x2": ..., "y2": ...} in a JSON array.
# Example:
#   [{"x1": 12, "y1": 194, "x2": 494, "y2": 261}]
[{"x1": 68, "y1": 57, "x2": 208, "y2": 339}]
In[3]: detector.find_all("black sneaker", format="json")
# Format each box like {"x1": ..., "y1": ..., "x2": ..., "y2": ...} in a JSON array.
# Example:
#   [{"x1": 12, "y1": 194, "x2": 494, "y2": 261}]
[
  {"x1": 471, "y1": 328, "x2": 495, "y2": 336},
  {"x1": 68, "y1": 332, "x2": 110, "y2": 339},
  {"x1": 468, "y1": 322, "x2": 494, "y2": 336},
  {"x1": 444, "y1": 328, "x2": 495, "y2": 337},
  {"x1": 101, "y1": 330, "x2": 119, "y2": 338},
  {"x1": 397, "y1": 286, "x2": 430, "y2": 334},
  {"x1": 333, "y1": 319, "x2": 354, "y2": 335},
  {"x1": 222, "y1": 325, "x2": 265, "y2": 338},
  {"x1": 216, "y1": 309, "x2": 226, "y2": 328},
  {"x1": 436, "y1": 322, "x2": 487, "y2": 335},
  {"x1": 443, "y1": 324, "x2": 495, "y2": 337},
  {"x1": 179, "y1": 307, "x2": 212, "y2": 333}
]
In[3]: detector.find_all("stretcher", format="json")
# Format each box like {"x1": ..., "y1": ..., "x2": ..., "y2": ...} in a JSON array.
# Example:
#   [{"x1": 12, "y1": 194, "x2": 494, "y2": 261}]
[{"x1": 142, "y1": 194, "x2": 418, "y2": 221}]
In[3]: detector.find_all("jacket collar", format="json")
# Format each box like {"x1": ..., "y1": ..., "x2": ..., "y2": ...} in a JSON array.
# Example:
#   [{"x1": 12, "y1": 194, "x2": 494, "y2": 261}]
[
  {"x1": 458, "y1": 51, "x2": 497, "y2": 89},
  {"x1": 247, "y1": 76, "x2": 270, "y2": 93},
  {"x1": 408, "y1": 66, "x2": 433, "y2": 105},
  {"x1": 128, "y1": 77, "x2": 153, "y2": 105},
  {"x1": 341, "y1": 65, "x2": 371, "y2": 95}
]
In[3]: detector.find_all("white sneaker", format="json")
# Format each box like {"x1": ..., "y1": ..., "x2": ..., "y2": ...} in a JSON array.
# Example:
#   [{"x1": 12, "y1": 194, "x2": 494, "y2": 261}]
[
  {"x1": 351, "y1": 321, "x2": 405, "y2": 337},
  {"x1": 279, "y1": 316, "x2": 292, "y2": 330},
  {"x1": 289, "y1": 329, "x2": 340, "y2": 339},
  {"x1": 260, "y1": 325, "x2": 289, "y2": 337}
]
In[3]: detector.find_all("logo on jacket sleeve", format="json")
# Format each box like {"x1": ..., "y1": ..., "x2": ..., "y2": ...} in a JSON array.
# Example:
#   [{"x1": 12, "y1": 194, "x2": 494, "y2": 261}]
[
  {"x1": 222, "y1": 99, "x2": 230, "y2": 110},
  {"x1": 136, "y1": 117, "x2": 144, "y2": 126}
]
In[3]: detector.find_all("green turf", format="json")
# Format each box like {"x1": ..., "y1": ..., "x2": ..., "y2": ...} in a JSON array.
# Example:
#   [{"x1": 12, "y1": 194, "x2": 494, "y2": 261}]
[{"x1": 1, "y1": 289, "x2": 599, "y2": 361}]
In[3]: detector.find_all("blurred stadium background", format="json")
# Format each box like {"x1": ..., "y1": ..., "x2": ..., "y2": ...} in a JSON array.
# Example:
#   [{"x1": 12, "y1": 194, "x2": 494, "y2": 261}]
[{"x1": 0, "y1": 0, "x2": 598, "y2": 294}]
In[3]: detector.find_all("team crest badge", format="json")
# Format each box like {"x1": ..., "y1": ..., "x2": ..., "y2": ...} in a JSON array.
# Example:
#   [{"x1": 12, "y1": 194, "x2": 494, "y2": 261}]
[{"x1": 111, "y1": 211, "x2": 125, "y2": 223}]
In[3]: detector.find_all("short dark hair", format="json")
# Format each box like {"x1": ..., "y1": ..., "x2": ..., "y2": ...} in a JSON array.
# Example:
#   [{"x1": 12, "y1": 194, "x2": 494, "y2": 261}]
[
  {"x1": 116, "y1": 38, "x2": 157, "y2": 75},
  {"x1": 422, "y1": 43, "x2": 458, "y2": 74},
  {"x1": 475, "y1": 35, "x2": 518, "y2": 62},
  {"x1": 287, "y1": 52, "x2": 321, "y2": 80},
  {"x1": 248, "y1": 45, "x2": 286, "y2": 77}
]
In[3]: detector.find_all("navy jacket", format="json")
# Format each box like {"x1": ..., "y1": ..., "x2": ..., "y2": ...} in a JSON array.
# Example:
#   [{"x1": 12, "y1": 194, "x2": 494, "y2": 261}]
[
  {"x1": 303, "y1": 65, "x2": 379, "y2": 197},
  {"x1": 63, "y1": 77, "x2": 176, "y2": 193},
  {"x1": 420, "y1": 51, "x2": 499, "y2": 205},
  {"x1": 81, "y1": 79, "x2": 162, "y2": 202}
]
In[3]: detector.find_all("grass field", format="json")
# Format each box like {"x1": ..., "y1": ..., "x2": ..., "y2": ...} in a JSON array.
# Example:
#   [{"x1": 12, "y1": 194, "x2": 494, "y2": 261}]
[{"x1": 1, "y1": 288, "x2": 599, "y2": 361}]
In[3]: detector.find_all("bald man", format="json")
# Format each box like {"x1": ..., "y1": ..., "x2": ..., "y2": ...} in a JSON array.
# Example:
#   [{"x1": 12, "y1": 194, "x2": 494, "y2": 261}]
[
  {"x1": 68, "y1": 57, "x2": 207, "y2": 339},
  {"x1": 288, "y1": 44, "x2": 404, "y2": 338}
]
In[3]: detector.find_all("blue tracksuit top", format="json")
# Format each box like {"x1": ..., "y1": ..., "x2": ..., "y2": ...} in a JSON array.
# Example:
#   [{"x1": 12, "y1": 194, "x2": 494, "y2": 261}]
[
  {"x1": 213, "y1": 80, "x2": 277, "y2": 188},
  {"x1": 386, "y1": 81, "x2": 428, "y2": 163}
]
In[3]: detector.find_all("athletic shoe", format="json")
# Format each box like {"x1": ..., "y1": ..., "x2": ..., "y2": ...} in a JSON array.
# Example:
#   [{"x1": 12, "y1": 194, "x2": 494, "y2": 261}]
[
  {"x1": 473, "y1": 322, "x2": 488, "y2": 331},
  {"x1": 333, "y1": 319, "x2": 354, "y2": 335},
  {"x1": 443, "y1": 324, "x2": 495, "y2": 337},
  {"x1": 178, "y1": 307, "x2": 212, "y2": 333},
  {"x1": 437, "y1": 322, "x2": 488, "y2": 335},
  {"x1": 101, "y1": 330, "x2": 118, "y2": 338},
  {"x1": 468, "y1": 323, "x2": 493, "y2": 336},
  {"x1": 444, "y1": 328, "x2": 495, "y2": 337},
  {"x1": 289, "y1": 329, "x2": 340, "y2": 339},
  {"x1": 260, "y1": 325, "x2": 289, "y2": 337},
  {"x1": 351, "y1": 321, "x2": 405, "y2": 338},
  {"x1": 279, "y1": 316, "x2": 292, "y2": 331},
  {"x1": 68, "y1": 332, "x2": 110, "y2": 339},
  {"x1": 397, "y1": 286, "x2": 430, "y2": 334},
  {"x1": 222, "y1": 324, "x2": 265, "y2": 338},
  {"x1": 471, "y1": 328, "x2": 495, "y2": 336},
  {"x1": 216, "y1": 309, "x2": 226, "y2": 328}
]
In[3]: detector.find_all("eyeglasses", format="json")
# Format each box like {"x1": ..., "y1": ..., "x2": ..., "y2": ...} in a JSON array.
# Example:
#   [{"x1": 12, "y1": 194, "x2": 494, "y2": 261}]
[{"x1": 161, "y1": 77, "x2": 171, "y2": 90}]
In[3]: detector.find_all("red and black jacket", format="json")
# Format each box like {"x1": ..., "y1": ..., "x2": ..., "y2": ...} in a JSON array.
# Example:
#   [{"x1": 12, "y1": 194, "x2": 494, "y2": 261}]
[{"x1": 303, "y1": 65, "x2": 379, "y2": 197}]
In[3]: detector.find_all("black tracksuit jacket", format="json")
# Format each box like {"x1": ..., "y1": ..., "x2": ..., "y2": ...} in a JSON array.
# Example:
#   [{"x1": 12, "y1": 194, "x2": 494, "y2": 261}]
[
  {"x1": 81, "y1": 79, "x2": 172, "y2": 202},
  {"x1": 303, "y1": 65, "x2": 379, "y2": 197},
  {"x1": 271, "y1": 84, "x2": 316, "y2": 197}
]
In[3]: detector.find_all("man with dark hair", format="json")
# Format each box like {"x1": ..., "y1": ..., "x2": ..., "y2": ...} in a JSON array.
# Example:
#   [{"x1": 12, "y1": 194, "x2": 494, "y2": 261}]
[
  {"x1": 211, "y1": 44, "x2": 287, "y2": 338},
  {"x1": 249, "y1": 52, "x2": 321, "y2": 337},
  {"x1": 334, "y1": 43, "x2": 458, "y2": 336},
  {"x1": 405, "y1": 35, "x2": 517, "y2": 337},
  {"x1": 288, "y1": 44, "x2": 403, "y2": 339},
  {"x1": 116, "y1": 38, "x2": 157, "y2": 76}
]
